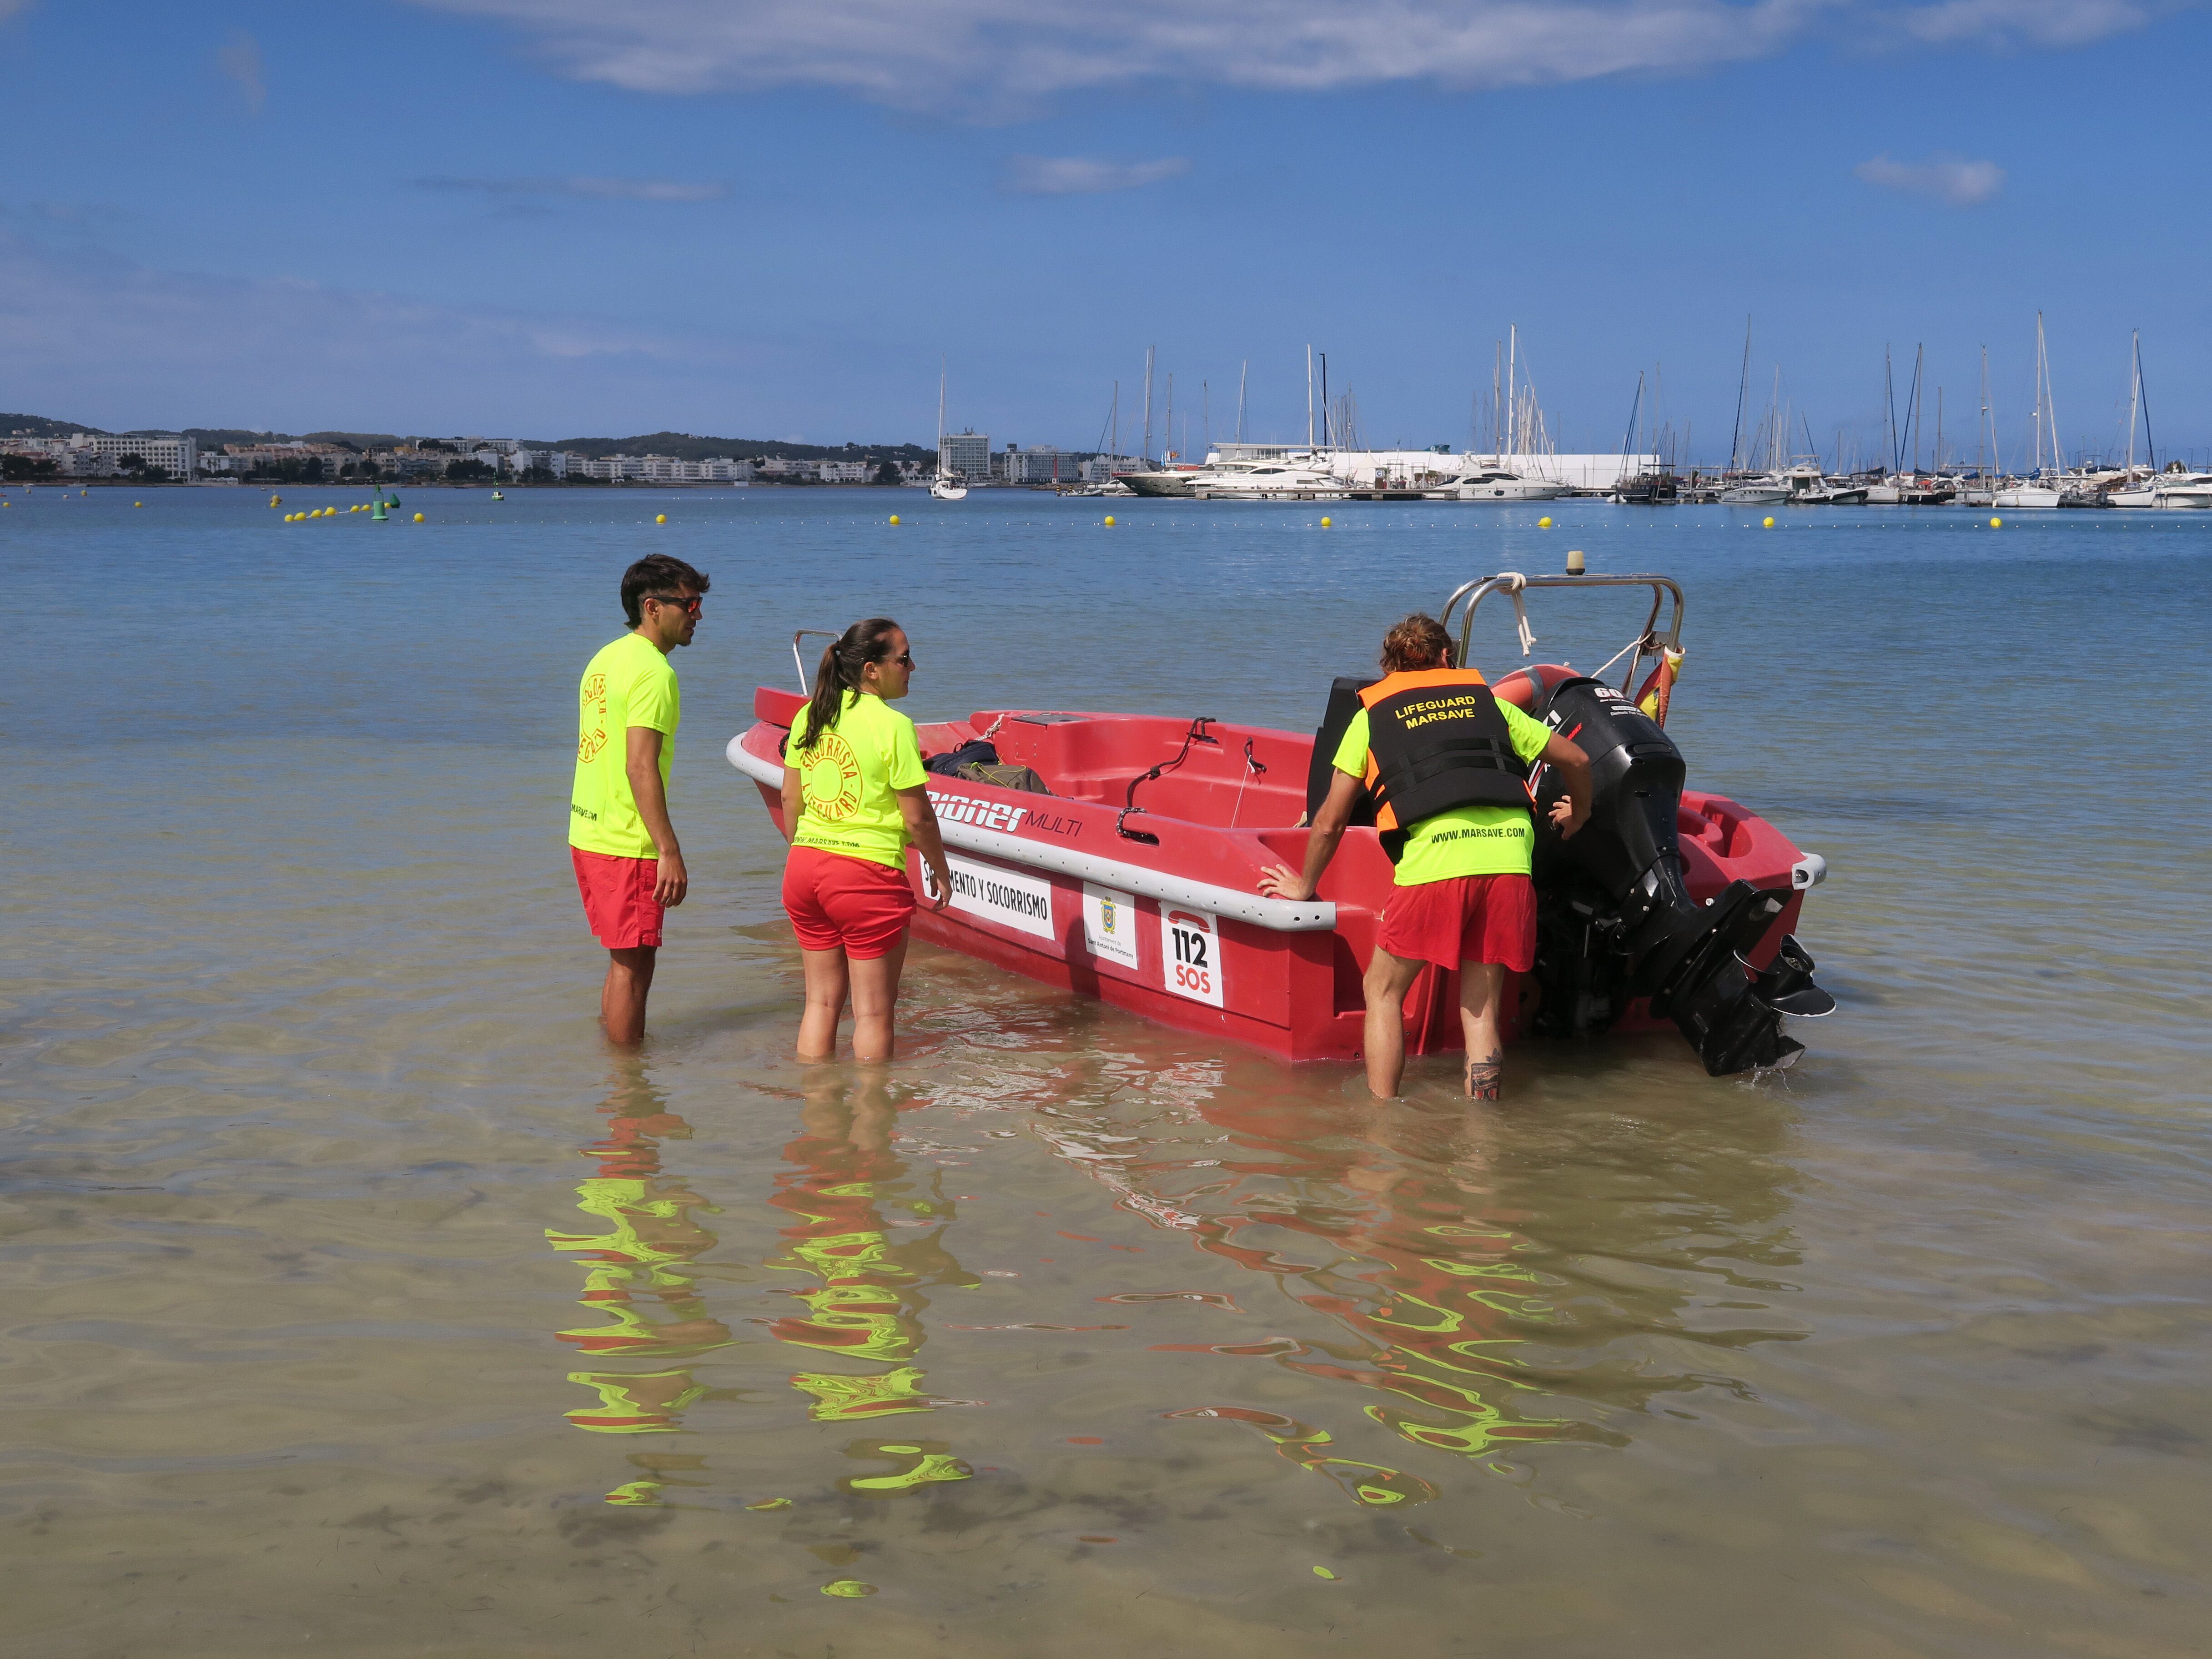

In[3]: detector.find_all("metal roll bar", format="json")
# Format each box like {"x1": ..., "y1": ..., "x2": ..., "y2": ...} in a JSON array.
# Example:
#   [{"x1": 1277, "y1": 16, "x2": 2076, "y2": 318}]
[
  {"x1": 1439, "y1": 572, "x2": 1686, "y2": 694},
  {"x1": 791, "y1": 629, "x2": 837, "y2": 694}
]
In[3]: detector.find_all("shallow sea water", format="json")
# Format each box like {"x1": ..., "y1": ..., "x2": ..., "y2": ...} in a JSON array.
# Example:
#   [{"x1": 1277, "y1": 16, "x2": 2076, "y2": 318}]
[{"x1": 3, "y1": 485, "x2": 2208, "y2": 1657}]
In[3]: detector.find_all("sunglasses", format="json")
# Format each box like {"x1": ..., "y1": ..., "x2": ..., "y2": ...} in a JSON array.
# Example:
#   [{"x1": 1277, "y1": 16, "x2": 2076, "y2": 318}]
[
  {"x1": 646, "y1": 593, "x2": 702, "y2": 616},
  {"x1": 890, "y1": 652, "x2": 915, "y2": 668}
]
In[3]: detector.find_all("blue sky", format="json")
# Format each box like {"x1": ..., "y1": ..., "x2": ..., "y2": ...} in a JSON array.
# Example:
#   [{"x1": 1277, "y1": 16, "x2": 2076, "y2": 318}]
[{"x1": 2, "y1": 0, "x2": 2204, "y2": 467}]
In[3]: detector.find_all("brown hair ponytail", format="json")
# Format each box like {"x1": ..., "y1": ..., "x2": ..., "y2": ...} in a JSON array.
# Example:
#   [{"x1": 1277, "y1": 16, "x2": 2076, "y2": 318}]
[
  {"x1": 1380, "y1": 613, "x2": 1455, "y2": 674},
  {"x1": 795, "y1": 617, "x2": 902, "y2": 753}
]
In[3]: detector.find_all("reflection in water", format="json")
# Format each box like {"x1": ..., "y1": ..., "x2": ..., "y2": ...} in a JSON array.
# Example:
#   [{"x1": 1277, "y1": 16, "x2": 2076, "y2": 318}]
[
  {"x1": 548, "y1": 1064, "x2": 734, "y2": 1505},
  {"x1": 1041, "y1": 1054, "x2": 1802, "y2": 1510},
  {"x1": 767, "y1": 1068, "x2": 980, "y2": 1496}
]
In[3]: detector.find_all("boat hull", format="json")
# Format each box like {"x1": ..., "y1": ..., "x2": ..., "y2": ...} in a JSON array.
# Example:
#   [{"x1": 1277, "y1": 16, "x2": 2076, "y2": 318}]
[{"x1": 731, "y1": 688, "x2": 1814, "y2": 1066}]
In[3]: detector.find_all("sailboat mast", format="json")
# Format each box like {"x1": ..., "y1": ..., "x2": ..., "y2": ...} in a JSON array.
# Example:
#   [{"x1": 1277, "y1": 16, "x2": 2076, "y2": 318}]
[
  {"x1": 1728, "y1": 316, "x2": 1751, "y2": 473},
  {"x1": 1505, "y1": 326, "x2": 1518, "y2": 459},
  {"x1": 1111, "y1": 380, "x2": 1119, "y2": 462},
  {"x1": 1883, "y1": 346, "x2": 1896, "y2": 474},
  {"x1": 936, "y1": 357, "x2": 946, "y2": 449},
  {"x1": 1164, "y1": 374, "x2": 1173, "y2": 464},
  {"x1": 1305, "y1": 345, "x2": 1314, "y2": 451},
  {"x1": 2125, "y1": 329, "x2": 2139, "y2": 474},
  {"x1": 1143, "y1": 346, "x2": 1155, "y2": 465},
  {"x1": 1977, "y1": 346, "x2": 1991, "y2": 479},
  {"x1": 1237, "y1": 359, "x2": 1247, "y2": 445},
  {"x1": 2035, "y1": 312, "x2": 2052, "y2": 473},
  {"x1": 1902, "y1": 347, "x2": 1920, "y2": 478},
  {"x1": 1490, "y1": 342, "x2": 1502, "y2": 458}
]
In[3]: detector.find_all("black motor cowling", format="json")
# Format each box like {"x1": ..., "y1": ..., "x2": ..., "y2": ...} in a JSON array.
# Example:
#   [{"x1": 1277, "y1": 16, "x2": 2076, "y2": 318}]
[{"x1": 1526, "y1": 677, "x2": 1833, "y2": 1075}]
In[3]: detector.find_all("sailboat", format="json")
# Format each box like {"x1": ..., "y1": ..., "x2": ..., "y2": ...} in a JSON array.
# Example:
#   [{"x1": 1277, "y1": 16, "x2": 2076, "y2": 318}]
[
  {"x1": 930, "y1": 360, "x2": 969, "y2": 501},
  {"x1": 1994, "y1": 315, "x2": 2066, "y2": 508}
]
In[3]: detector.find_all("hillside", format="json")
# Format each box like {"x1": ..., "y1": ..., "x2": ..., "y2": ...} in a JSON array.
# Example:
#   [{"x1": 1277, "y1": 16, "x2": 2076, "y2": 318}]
[
  {"x1": 537, "y1": 431, "x2": 934, "y2": 463},
  {"x1": 2, "y1": 413, "x2": 108, "y2": 438},
  {"x1": 2, "y1": 415, "x2": 933, "y2": 459}
]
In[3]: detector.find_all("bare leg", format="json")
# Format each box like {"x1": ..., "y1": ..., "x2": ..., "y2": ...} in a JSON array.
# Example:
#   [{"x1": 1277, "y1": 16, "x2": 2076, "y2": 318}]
[
  {"x1": 602, "y1": 946, "x2": 657, "y2": 1045},
  {"x1": 1458, "y1": 960, "x2": 1507, "y2": 1099},
  {"x1": 797, "y1": 947, "x2": 851, "y2": 1061},
  {"x1": 1360, "y1": 945, "x2": 1429, "y2": 1099},
  {"x1": 846, "y1": 933, "x2": 910, "y2": 1063}
]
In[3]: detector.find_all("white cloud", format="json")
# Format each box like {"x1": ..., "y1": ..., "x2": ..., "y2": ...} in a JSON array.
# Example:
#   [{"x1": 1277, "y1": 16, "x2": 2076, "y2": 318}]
[
  {"x1": 409, "y1": 0, "x2": 1827, "y2": 110},
  {"x1": 1854, "y1": 151, "x2": 2006, "y2": 206},
  {"x1": 416, "y1": 175, "x2": 727, "y2": 202},
  {"x1": 0, "y1": 232, "x2": 730, "y2": 433},
  {"x1": 1005, "y1": 155, "x2": 1190, "y2": 195},
  {"x1": 216, "y1": 29, "x2": 266, "y2": 114},
  {"x1": 1897, "y1": 0, "x2": 2151, "y2": 46}
]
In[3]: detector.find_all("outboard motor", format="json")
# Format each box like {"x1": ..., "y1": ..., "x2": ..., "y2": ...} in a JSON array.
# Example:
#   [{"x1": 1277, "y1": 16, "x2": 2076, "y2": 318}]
[{"x1": 1526, "y1": 676, "x2": 1834, "y2": 1075}]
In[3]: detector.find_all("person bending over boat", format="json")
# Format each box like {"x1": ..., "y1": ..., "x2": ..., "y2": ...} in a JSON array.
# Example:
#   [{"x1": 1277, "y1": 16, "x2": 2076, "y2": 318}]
[
  {"x1": 570, "y1": 554, "x2": 709, "y2": 1045},
  {"x1": 1259, "y1": 614, "x2": 1591, "y2": 1101},
  {"x1": 779, "y1": 618, "x2": 953, "y2": 1062}
]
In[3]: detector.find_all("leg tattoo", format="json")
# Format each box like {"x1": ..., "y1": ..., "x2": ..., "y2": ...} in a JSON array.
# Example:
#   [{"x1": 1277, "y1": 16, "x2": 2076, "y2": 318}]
[{"x1": 1464, "y1": 1049, "x2": 1503, "y2": 1101}]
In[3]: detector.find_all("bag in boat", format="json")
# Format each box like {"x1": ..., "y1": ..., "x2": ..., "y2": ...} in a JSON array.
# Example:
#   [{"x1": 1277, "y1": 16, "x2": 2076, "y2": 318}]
[
  {"x1": 925, "y1": 739, "x2": 999, "y2": 775},
  {"x1": 958, "y1": 761, "x2": 1050, "y2": 794}
]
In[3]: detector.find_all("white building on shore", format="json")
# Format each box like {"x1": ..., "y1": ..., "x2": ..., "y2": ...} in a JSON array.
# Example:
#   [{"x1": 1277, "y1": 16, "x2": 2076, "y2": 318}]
[{"x1": 938, "y1": 430, "x2": 990, "y2": 483}]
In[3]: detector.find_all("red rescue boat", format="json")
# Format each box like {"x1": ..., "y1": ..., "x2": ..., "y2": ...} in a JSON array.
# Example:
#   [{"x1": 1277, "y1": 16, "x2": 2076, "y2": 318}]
[{"x1": 729, "y1": 573, "x2": 1834, "y2": 1074}]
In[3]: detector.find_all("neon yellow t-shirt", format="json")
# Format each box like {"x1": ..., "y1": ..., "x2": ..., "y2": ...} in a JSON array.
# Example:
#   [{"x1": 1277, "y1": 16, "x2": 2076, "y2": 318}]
[
  {"x1": 785, "y1": 692, "x2": 927, "y2": 871},
  {"x1": 570, "y1": 632, "x2": 680, "y2": 859},
  {"x1": 1332, "y1": 699, "x2": 1551, "y2": 885}
]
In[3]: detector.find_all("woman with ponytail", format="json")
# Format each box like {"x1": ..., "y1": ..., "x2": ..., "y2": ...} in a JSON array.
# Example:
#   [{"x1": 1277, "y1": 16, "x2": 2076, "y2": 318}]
[{"x1": 779, "y1": 618, "x2": 952, "y2": 1061}]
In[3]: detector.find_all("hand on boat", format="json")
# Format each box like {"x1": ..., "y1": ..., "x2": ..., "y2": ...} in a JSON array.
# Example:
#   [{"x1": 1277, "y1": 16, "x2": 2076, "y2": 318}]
[
  {"x1": 925, "y1": 860, "x2": 954, "y2": 912},
  {"x1": 1548, "y1": 798, "x2": 1589, "y2": 840},
  {"x1": 1256, "y1": 863, "x2": 1315, "y2": 902}
]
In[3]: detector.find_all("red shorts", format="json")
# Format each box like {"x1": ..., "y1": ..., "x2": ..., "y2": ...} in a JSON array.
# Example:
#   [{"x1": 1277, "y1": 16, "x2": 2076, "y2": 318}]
[
  {"x1": 1377, "y1": 872, "x2": 1537, "y2": 971},
  {"x1": 572, "y1": 846, "x2": 665, "y2": 950},
  {"x1": 782, "y1": 845, "x2": 916, "y2": 960}
]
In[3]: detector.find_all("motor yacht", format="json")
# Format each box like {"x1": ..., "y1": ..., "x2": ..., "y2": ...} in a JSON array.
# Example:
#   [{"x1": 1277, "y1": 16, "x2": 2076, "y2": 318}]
[
  {"x1": 2110, "y1": 468, "x2": 2212, "y2": 509},
  {"x1": 1115, "y1": 466, "x2": 1205, "y2": 498},
  {"x1": 1781, "y1": 464, "x2": 1867, "y2": 505},
  {"x1": 1718, "y1": 476, "x2": 1789, "y2": 505},
  {"x1": 1191, "y1": 459, "x2": 1351, "y2": 501},
  {"x1": 1425, "y1": 467, "x2": 1567, "y2": 502}
]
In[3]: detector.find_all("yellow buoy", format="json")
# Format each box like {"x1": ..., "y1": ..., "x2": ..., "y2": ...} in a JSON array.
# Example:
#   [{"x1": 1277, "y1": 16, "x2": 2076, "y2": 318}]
[
  {"x1": 1762, "y1": 515, "x2": 1775, "y2": 528},
  {"x1": 1320, "y1": 515, "x2": 1332, "y2": 528},
  {"x1": 1990, "y1": 516, "x2": 2002, "y2": 528},
  {"x1": 412, "y1": 512, "x2": 425, "y2": 523},
  {"x1": 1103, "y1": 514, "x2": 1116, "y2": 527},
  {"x1": 888, "y1": 513, "x2": 900, "y2": 525},
  {"x1": 655, "y1": 513, "x2": 667, "y2": 524},
  {"x1": 270, "y1": 496, "x2": 282, "y2": 507},
  {"x1": 134, "y1": 501, "x2": 142, "y2": 508},
  {"x1": 1538, "y1": 515, "x2": 1552, "y2": 528}
]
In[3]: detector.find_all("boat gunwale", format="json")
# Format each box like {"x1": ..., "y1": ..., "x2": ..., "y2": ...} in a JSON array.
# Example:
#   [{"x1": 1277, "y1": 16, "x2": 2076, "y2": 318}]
[{"x1": 725, "y1": 725, "x2": 1340, "y2": 934}]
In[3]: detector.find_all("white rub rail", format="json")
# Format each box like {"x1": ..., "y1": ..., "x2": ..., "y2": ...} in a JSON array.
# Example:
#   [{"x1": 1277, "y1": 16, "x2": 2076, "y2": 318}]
[{"x1": 727, "y1": 734, "x2": 1339, "y2": 934}]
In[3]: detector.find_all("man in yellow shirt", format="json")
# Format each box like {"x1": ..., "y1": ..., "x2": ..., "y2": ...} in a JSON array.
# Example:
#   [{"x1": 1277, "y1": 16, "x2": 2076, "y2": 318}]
[
  {"x1": 1261, "y1": 614, "x2": 1590, "y2": 1101},
  {"x1": 571, "y1": 555, "x2": 709, "y2": 1044}
]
